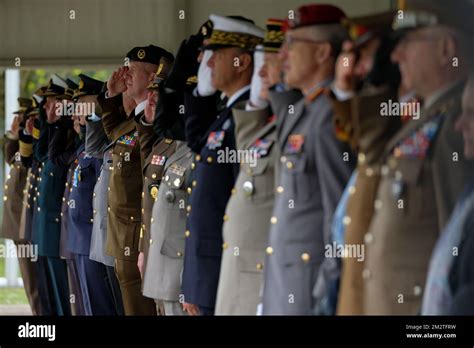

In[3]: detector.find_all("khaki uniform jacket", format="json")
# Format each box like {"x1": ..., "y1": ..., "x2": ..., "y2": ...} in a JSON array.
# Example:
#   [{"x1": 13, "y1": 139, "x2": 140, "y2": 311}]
[
  {"x1": 215, "y1": 102, "x2": 277, "y2": 315},
  {"x1": 99, "y1": 93, "x2": 142, "y2": 261},
  {"x1": 364, "y1": 81, "x2": 474, "y2": 314},
  {"x1": 136, "y1": 119, "x2": 177, "y2": 274},
  {"x1": 142, "y1": 141, "x2": 193, "y2": 301},
  {"x1": 329, "y1": 88, "x2": 402, "y2": 315},
  {"x1": 2, "y1": 134, "x2": 28, "y2": 241}
]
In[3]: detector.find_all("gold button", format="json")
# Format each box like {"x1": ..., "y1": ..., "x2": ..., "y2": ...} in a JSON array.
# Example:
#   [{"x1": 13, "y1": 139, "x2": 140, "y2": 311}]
[
  {"x1": 141, "y1": 208, "x2": 144, "y2": 214},
  {"x1": 343, "y1": 216, "x2": 352, "y2": 226},
  {"x1": 90, "y1": 218, "x2": 94, "y2": 223},
  {"x1": 4, "y1": 185, "x2": 8, "y2": 190},
  {"x1": 191, "y1": 163, "x2": 196, "y2": 170},
  {"x1": 192, "y1": 180, "x2": 197, "y2": 187},
  {"x1": 231, "y1": 188, "x2": 236, "y2": 195},
  {"x1": 37, "y1": 207, "x2": 41, "y2": 212},
  {"x1": 152, "y1": 173, "x2": 157, "y2": 179},
  {"x1": 286, "y1": 161, "x2": 293, "y2": 169},
  {"x1": 141, "y1": 191, "x2": 145, "y2": 198},
  {"x1": 365, "y1": 167, "x2": 374, "y2": 177},
  {"x1": 60, "y1": 212, "x2": 63, "y2": 217},
  {"x1": 223, "y1": 214, "x2": 229, "y2": 221},
  {"x1": 62, "y1": 197, "x2": 65, "y2": 202},
  {"x1": 107, "y1": 207, "x2": 110, "y2": 212},
  {"x1": 3, "y1": 196, "x2": 7, "y2": 201},
  {"x1": 222, "y1": 242, "x2": 228, "y2": 250},
  {"x1": 413, "y1": 285, "x2": 422, "y2": 297},
  {"x1": 187, "y1": 187, "x2": 192, "y2": 194},
  {"x1": 270, "y1": 216, "x2": 277, "y2": 224},
  {"x1": 358, "y1": 153, "x2": 366, "y2": 164},
  {"x1": 256, "y1": 263, "x2": 263, "y2": 270},
  {"x1": 107, "y1": 186, "x2": 111, "y2": 192},
  {"x1": 93, "y1": 192, "x2": 96, "y2": 197},
  {"x1": 280, "y1": 156, "x2": 287, "y2": 163},
  {"x1": 176, "y1": 252, "x2": 183, "y2": 257},
  {"x1": 93, "y1": 209, "x2": 97, "y2": 215},
  {"x1": 276, "y1": 186, "x2": 284, "y2": 194},
  {"x1": 186, "y1": 205, "x2": 192, "y2": 213},
  {"x1": 151, "y1": 217, "x2": 154, "y2": 223},
  {"x1": 50, "y1": 172, "x2": 54, "y2": 177},
  {"x1": 130, "y1": 216, "x2": 134, "y2": 221},
  {"x1": 348, "y1": 186, "x2": 356, "y2": 195},
  {"x1": 55, "y1": 218, "x2": 59, "y2": 222},
  {"x1": 207, "y1": 156, "x2": 213, "y2": 163},
  {"x1": 149, "y1": 239, "x2": 153, "y2": 245},
  {"x1": 266, "y1": 246, "x2": 273, "y2": 255},
  {"x1": 195, "y1": 154, "x2": 201, "y2": 161},
  {"x1": 185, "y1": 230, "x2": 190, "y2": 238},
  {"x1": 301, "y1": 253, "x2": 310, "y2": 263}
]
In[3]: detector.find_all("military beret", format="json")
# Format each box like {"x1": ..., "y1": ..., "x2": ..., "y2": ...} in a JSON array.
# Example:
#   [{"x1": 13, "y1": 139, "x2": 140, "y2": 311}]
[
  {"x1": 287, "y1": 4, "x2": 347, "y2": 30},
  {"x1": 202, "y1": 14, "x2": 264, "y2": 51},
  {"x1": 127, "y1": 45, "x2": 173, "y2": 65},
  {"x1": 13, "y1": 97, "x2": 33, "y2": 114},
  {"x1": 147, "y1": 54, "x2": 175, "y2": 90},
  {"x1": 36, "y1": 74, "x2": 67, "y2": 98},
  {"x1": 256, "y1": 18, "x2": 286, "y2": 53},
  {"x1": 73, "y1": 74, "x2": 105, "y2": 100},
  {"x1": 393, "y1": 0, "x2": 474, "y2": 34}
]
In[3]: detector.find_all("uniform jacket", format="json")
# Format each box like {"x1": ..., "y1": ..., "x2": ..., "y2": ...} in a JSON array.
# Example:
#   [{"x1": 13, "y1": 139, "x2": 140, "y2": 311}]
[
  {"x1": 99, "y1": 93, "x2": 142, "y2": 261},
  {"x1": 142, "y1": 141, "x2": 193, "y2": 301},
  {"x1": 262, "y1": 85, "x2": 354, "y2": 315},
  {"x1": 182, "y1": 89, "x2": 249, "y2": 309},
  {"x1": 215, "y1": 102, "x2": 277, "y2": 315},
  {"x1": 364, "y1": 81, "x2": 474, "y2": 314}
]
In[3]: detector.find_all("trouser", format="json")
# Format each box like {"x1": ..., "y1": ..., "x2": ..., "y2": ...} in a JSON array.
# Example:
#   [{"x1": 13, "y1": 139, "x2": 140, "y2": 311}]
[
  {"x1": 15, "y1": 242, "x2": 41, "y2": 315},
  {"x1": 105, "y1": 265, "x2": 125, "y2": 316},
  {"x1": 114, "y1": 258, "x2": 156, "y2": 315},
  {"x1": 162, "y1": 300, "x2": 187, "y2": 316},
  {"x1": 35, "y1": 256, "x2": 56, "y2": 315},
  {"x1": 66, "y1": 258, "x2": 85, "y2": 315},
  {"x1": 75, "y1": 254, "x2": 117, "y2": 315},
  {"x1": 46, "y1": 256, "x2": 71, "y2": 316}
]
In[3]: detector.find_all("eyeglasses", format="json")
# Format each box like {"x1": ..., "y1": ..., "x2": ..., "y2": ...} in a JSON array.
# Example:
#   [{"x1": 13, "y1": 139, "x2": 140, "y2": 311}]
[{"x1": 284, "y1": 36, "x2": 328, "y2": 49}]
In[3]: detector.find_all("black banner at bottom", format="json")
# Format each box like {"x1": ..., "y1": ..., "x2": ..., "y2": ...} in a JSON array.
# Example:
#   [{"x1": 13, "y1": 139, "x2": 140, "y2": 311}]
[{"x1": 0, "y1": 316, "x2": 473, "y2": 346}]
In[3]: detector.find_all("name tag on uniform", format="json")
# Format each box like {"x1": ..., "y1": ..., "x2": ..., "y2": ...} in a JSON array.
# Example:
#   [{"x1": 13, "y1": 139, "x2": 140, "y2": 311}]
[
  {"x1": 284, "y1": 134, "x2": 305, "y2": 154},
  {"x1": 393, "y1": 115, "x2": 442, "y2": 159},
  {"x1": 117, "y1": 130, "x2": 138, "y2": 147},
  {"x1": 151, "y1": 155, "x2": 166, "y2": 166},
  {"x1": 207, "y1": 131, "x2": 225, "y2": 150},
  {"x1": 249, "y1": 139, "x2": 273, "y2": 159}
]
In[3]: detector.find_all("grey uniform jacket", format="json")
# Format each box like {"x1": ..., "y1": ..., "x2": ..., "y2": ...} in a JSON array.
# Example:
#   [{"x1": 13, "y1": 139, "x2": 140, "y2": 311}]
[
  {"x1": 215, "y1": 102, "x2": 277, "y2": 315},
  {"x1": 142, "y1": 141, "x2": 193, "y2": 301},
  {"x1": 86, "y1": 119, "x2": 115, "y2": 267},
  {"x1": 262, "y1": 86, "x2": 354, "y2": 315}
]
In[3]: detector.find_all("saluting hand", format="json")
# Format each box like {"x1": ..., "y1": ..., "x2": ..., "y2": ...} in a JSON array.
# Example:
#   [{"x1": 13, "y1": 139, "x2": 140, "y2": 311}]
[
  {"x1": 144, "y1": 91, "x2": 158, "y2": 124},
  {"x1": 25, "y1": 117, "x2": 35, "y2": 136},
  {"x1": 10, "y1": 116, "x2": 20, "y2": 137},
  {"x1": 107, "y1": 66, "x2": 129, "y2": 98},
  {"x1": 334, "y1": 40, "x2": 357, "y2": 93}
]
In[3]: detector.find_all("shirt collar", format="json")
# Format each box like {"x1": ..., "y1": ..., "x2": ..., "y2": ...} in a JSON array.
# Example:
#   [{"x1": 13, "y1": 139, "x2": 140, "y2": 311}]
[
  {"x1": 226, "y1": 85, "x2": 251, "y2": 108},
  {"x1": 134, "y1": 99, "x2": 147, "y2": 116},
  {"x1": 423, "y1": 80, "x2": 463, "y2": 110}
]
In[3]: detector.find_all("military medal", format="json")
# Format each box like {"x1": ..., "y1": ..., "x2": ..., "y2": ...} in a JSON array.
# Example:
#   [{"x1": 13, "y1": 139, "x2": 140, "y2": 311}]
[
  {"x1": 117, "y1": 131, "x2": 138, "y2": 147},
  {"x1": 168, "y1": 163, "x2": 186, "y2": 177},
  {"x1": 207, "y1": 131, "x2": 225, "y2": 150},
  {"x1": 151, "y1": 155, "x2": 166, "y2": 166},
  {"x1": 284, "y1": 134, "x2": 305, "y2": 154},
  {"x1": 149, "y1": 184, "x2": 159, "y2": 199},
  {"x1": 249, "y1": 139, "x2": 273, "y2": 159}
]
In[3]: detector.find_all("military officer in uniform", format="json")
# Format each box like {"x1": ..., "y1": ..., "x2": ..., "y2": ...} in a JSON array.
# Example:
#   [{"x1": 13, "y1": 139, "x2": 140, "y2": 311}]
[
  {"x1": 141, "y1": 61, "x2": 192, "y2": 315},
  {"x1": 97, "y1": 45, "x2": 168, "y2": 315},
  {"x1": 181, "y1": 14, "x2": 264, "y2": 315},
  {"x1": 261, "y1": 4, "x2": 355, "y2": 315},
  {"x1": 34, "y1": 75, "x2": 72, "y2": 315},
  {"x1": 86, "y1": 78, "x2": 129, "y2": 316},
  {"x1": 363, "y1": 0, "x2": 474, "y2": 315},
  {"x1": 322, "y1": 12, "x2": 403, "y2": 315},
  {"x1": 1, "y1": 97, "x2": 43, "y2": 315},
  {"x1": 214, "y1": 18, "x2": 285, "y2": 315}
]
